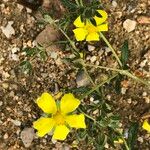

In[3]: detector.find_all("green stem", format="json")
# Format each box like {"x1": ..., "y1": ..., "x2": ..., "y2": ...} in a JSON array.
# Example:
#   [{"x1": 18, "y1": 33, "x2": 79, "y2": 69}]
[
  {"x1": 85, "y1": 64, "x2": 150, "y2": 87},
  {"x1": 79, "y1": 0, "x2": 83, "y2": 6},
  {"x1": 80, "y1": 73, "x2": 118, "y2": 99},
  {"x1": 75, "y1": 0, "x2": 80, "y2": 6},
  {"x1": 100, "y1": 32, "x2": 122, "y2": 67}
]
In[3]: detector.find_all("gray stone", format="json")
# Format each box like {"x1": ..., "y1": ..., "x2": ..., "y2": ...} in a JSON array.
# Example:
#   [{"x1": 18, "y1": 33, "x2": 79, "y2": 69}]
[{"x1": 21, "y1": 128, "x2": 35, "y2": 148}]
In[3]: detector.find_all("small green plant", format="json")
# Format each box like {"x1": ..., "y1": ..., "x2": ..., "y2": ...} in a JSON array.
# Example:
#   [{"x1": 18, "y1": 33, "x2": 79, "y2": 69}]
[{"x1": 20, "y1": 0, "x2": 150, "y2": 149}]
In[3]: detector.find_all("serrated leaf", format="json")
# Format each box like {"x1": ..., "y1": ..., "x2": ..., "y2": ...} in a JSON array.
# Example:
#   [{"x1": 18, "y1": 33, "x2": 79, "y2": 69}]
[
  {"x1": 120, "y1": 40, "x2": 129, "y2": 68},
  {"x1": 127, "y1": 122, "x2": 139, "y2": 150}
]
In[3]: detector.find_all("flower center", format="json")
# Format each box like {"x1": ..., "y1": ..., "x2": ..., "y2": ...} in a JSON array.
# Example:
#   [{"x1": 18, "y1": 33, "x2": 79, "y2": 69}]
[
  {"x1": 86, "y1": 24, "x2": 97, "y2": 33},
  {"x1": 53, "y1": 111, "x2": 65, "y2": 125}
]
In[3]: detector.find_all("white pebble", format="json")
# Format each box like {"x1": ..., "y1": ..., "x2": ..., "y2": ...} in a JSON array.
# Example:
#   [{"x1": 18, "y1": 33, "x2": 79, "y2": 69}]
[
  {"x1": 123, "y1": 19, "x2": 136, "y2": 32},
  {"x1": 121, "y1": 87, "x2": 127, "y2": 94},
  {"x1": 11, "y1": 119, "x2": 21, "y2": 126},
  {"x1": 3, "y1": 133, "x2": 8, "y2": 139},
  {"x1": 90, "y1": 56, "x2": 97, "y2": 63},
  {"x1": 88, "y1": 45, "x2": 95, "y2": 51},
  {"x1": 0, "y1": 21, "x2": 15, "y2": 38},
  {"x1": 142, "y1": 92, "x2": 147, "y2": 97},
  {"x1": 112, "y1": 0, "x2": 118, "y2": 8},
  {"x1": 138, "y1": 137, "x2": 143, "y2": 143}
]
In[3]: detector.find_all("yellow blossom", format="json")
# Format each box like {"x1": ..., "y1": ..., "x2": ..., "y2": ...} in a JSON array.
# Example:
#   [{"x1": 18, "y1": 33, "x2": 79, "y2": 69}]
[
  {"x1": 114, "y1": 138, "x2": 124, "y2": 144},
  {"x1": 73, "y1": 10, "x2": 108, "y2": 41},
  {"x1": 142, "y1": 119, "x2": 150, "y2": 132},
  {"x1": 33, "y1": 92, "x2": 86, "y2": 140}
]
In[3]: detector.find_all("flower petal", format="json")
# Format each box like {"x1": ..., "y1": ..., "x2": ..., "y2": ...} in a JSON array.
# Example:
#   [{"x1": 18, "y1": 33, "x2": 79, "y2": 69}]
[
  {"x1": 52, "y1": 125, "x2": 70, "y2": 140},
  {"x1": 142, "y1": 119, "x2": 150, "y2": 132},
  {"x1": 36, "y1": 92, "x2": 57, "y2": 114},
  {"x1": 65, "y1": 114, "x2": 86, "y2": 129},
  {"x1": 33, "y1": 117, "x2": 55, "y2": 137},
  {"x1": 73, "y1": 28, "x2": 88, "y2": 41},
  {"x1": 60, "y1": 93, "x2": 80, "y2": 114},
  {"x1": 97, "y1": 23, "x2": 108, "y2": 31},
  {"x1": 73, "y1": 16, "x2": 84, "y2": 27},
  {"x1": 94, "y1": 10, "x2": 108, "y2": 25},
  {"x1": 86, "y1": 32, "x2": 100, "y2": 41}
]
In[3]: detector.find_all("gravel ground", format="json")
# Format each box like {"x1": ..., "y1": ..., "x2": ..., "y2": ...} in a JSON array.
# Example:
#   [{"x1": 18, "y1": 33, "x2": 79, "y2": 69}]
[{"x1": 0, "y1": 0, "x2": 149, "y2": 149}]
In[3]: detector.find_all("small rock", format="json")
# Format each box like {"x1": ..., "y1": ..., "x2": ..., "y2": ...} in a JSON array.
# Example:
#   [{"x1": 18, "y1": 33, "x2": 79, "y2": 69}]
[
  {"x1": 3, "y1": 133, "x2": 8, "y2": 139},
  {"x1": 112, "y1": 0, "x2": 117, "y2": 8},
  {"x1": 11, "y1": 119, "x2": 21, "y2": 126},
  {"x1": 121, "y1": 87, "x2": 127, "y2": 94},
  {"x1": 90, "y1": 56, "x2": 97, "y2": 63},
  {"x1": 88, "y1": 45, "x2": 95, "y2": 51},
  {"x1": 142, "y1": 92, "x2": 147, "y2": 97},
  {"x1": 50, "y1": 51, "x2": 58, "y2": 59},
  {"x1": 11, "y1": 54, "x2": 19, "y2": 61},
  {"x1": 17, "y1": 4, "x2": 24, "y2": 11},
  {"x1": 144, "y1": 97, "x2": 150, "y2": 104},
  {"x1": 0, "y1": 21, "x2": 15, "y2": 38},
  {"x1": 11, "y1": 47, "x2": 20, "y2": 54},
  {"x1": 21, "y1": 128, "x2": 35, "y2": 148},
  {"x1": 123, "y1": 19, "x2": 136, "y2": 32},
  {"x1": 76, "y1": 71, "x2": 90, "y2": 87},
  {"x1": 138, "y1": 137, "x2": 143, "y2": 143},
  {"x1": 2, "y1": 83, "x2": 9, "y2": 89},
  {"x1": 127, "y1": 98, "x2": 132, "y2": 104},
  {"x1": 137, "y1": 16, "x2": 150, "y2": 24},
  {"x1": 26, "y1": 7, "x2": 32, "y2": 13},
  {"x1": 36, "y1": 25, "x2": 61, "y2": 47},
  {"x1": 0, "y1": 101, "x2": 3, "y2": 106}
]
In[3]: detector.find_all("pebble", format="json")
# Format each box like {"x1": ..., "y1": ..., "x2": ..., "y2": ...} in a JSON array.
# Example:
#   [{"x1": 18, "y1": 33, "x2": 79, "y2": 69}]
[
  {"x1": 11, "y1": 54, "x2": 19, "y2": 61},
  {"x1": 142, "y1": 92, "x2": 147, "y2": 97},
  {"x1": 90, "y1": 56, "x2": 97, "y2": 63},
  {"x1": 127, "y1": 98, "x2": 132, "y2": 104},
  {"x1": 50, "y1": 51, "x2": 58, "y2": 59},
  {"x1": 0, "y1": 101, "x2": 3, "y2": 106},
  {"x1": 11, "y1": 47, "x2": 20, "y2": 54},
  {"x1": 21, "y1": 128, "x2": 35, "y2": 148},
  {"x1": 138, "y1": 137, "x2": 143, "y2": 143},
  {"x1": 144, "y1": 97, "x2": 150, "y2": 104},
  {"x1": 112, "y1": 0, "x2": 117, "y2": 8},
  {"x1": 90, "y1": 97, "x2": 94, "y2": 102},
  {"x1": 121, "y1": 87, "x2": 127, "y2": 94},
  {"x1": 2, "y1": 83, "x2": 9, "y2": 89},
  {"x1": 123, "y1": 19, "x2": 136, "y2": 32},
  {"x1": 88, "y1": 45, "x2": 95, "y2": 51},
  {"x1": 11, "y1": 119, "x2": 21, "y2": 126},
  {"x1": 76, "y1": 71, "x2": 90, "y2": 87},
  {"x1": 3, "y1": 133, "x2": 9, "y2": 139},
  {"x1": 0, "y1": 21, "x2": 15, "y2": 38}
]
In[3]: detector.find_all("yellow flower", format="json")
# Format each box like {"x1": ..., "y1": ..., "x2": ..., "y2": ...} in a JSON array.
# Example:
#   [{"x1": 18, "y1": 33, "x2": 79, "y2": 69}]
[
  {"x1": 142, "y1": 119, "x2": 150, "y2": 132},
  {"x1": 33, "y1": 92, "x2": 86, "y2": 140},
  {"x1": 114, "y1": 138, "x2": 124, "y2": 144},
  {"x1": 73, "y1": 10, "x2": 108, "y2": 41}
]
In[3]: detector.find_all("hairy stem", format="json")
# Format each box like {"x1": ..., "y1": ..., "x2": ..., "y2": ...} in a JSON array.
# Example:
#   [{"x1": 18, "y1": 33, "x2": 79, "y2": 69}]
[{"x1": 100, "y1": 32, "x2": 122, "y2": 67}]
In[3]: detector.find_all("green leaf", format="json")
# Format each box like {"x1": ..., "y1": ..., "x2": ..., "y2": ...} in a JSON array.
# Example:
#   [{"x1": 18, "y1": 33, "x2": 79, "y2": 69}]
[
  {"x1": 20, "y1": 60, "x2": 32, "y2": 74},
  {"x1": 115, "y1": 74, "x2": 123, "y2": 94},
  {"x1": 39, "y1": 50, "x2": 47, "y2": 61},
  {"x1": 61, "y1": 0, "x2": 78, "y2": 10},
  {"x1": 120, "y1": 40, "x2": 129, "y2": 68},
  {"x1": 127, "y1": 122, "x2": 139, "y2": 150},
  {"x1": 95, "y1": 133, "x2": 107, "y2": 150},
  {"x1": 23, "y1": 47, "x2": 37, "y2": 57}
]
